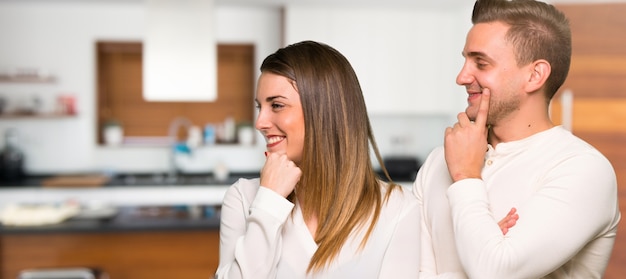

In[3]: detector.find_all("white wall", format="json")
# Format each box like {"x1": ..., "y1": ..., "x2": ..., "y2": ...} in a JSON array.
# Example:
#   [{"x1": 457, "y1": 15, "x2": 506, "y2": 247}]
[{"x1": 284, "y1": 6, "x2": 471, "y2": 115}]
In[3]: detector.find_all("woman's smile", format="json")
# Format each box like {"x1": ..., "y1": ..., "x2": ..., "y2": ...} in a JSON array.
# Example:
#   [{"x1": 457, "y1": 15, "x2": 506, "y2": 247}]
[{"x1": 266, "y1": 135, "x2": 286, "y2": 148}]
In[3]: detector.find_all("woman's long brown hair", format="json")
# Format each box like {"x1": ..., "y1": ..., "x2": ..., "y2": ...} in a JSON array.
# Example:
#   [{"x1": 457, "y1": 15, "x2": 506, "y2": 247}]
[{"x1": 260, "y1": 40, "x2": 399, "y2": 273}]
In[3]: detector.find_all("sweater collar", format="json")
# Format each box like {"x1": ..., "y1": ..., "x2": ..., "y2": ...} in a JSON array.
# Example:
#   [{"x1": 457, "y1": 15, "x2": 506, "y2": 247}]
[{"x1": 487, "y1": 126, "x2": 566, "y2": 157}]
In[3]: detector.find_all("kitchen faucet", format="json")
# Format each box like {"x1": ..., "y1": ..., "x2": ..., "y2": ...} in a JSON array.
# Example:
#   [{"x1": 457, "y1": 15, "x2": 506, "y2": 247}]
[{"x1": 166, "y1": 116, "x2": 194, "y2": 183}]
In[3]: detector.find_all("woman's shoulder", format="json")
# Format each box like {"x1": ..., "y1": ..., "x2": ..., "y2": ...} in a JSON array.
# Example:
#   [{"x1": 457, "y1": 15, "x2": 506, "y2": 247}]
[
  {"x1": 224, "y1": 177, "x2": 261, "y2": 201},
  {"x1": 375, "y1": 182, "x2": 420, "y2": 227},
  {"x1": 381, "y1": 182, "x2": 418, "y2": 208}
]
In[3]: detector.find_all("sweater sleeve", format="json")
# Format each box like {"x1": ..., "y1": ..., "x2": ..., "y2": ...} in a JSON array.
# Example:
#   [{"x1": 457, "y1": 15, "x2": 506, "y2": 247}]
[
  {"x1": 215, "y1": 180, "x2": 294, "y2": 279},
  {"x1": 447, "y1": 153, "x2": 619, "y2": 279}
]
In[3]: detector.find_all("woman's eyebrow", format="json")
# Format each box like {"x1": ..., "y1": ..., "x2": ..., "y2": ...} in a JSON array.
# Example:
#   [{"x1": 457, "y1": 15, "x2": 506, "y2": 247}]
[{"x1": 265, "y1": 95, "x2": 286, "y2": 102}]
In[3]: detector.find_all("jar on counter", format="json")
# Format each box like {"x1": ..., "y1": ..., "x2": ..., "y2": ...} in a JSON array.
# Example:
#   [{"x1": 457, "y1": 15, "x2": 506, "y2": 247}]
[{"x1": 103, "y1": 120, "x2": 124, "y2": 146}]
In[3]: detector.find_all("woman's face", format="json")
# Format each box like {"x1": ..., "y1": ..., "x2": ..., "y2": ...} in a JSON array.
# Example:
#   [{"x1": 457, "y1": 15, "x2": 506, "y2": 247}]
[{"x1": 255, "y1": 72, "x2": 305, "y2": 164}]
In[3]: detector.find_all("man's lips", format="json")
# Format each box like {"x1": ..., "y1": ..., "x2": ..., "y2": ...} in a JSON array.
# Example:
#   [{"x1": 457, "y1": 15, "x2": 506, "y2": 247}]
[{"x1": 468, "y1": 92, "x2": 482, "y2": 102}]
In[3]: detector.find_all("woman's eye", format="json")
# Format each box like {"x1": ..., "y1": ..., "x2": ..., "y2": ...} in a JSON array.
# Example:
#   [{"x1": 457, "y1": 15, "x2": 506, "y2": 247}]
[{"x1": 271, "y1": 103, "x2": 284, "y2": 109}]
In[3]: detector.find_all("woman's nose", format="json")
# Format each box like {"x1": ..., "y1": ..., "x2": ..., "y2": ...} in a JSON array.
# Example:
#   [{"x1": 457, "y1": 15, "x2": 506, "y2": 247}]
[{"x1": 255, "y1": 109, "x2": 270, "y2": 131}]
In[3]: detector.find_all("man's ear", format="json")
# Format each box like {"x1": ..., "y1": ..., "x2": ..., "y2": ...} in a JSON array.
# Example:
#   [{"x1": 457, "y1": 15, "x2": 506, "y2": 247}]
[{"x1": 525, "y1": 59, "x2": 550, "y2": 93}]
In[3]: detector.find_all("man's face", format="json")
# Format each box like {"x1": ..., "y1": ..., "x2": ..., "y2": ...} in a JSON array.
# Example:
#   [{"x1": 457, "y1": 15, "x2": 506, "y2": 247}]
[{"x1": 456, "y1": 21, "x2": 529, "y2": 124}]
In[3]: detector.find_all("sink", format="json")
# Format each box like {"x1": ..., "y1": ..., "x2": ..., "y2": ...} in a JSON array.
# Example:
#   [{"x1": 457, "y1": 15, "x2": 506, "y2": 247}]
[
  {"x1": 106, "y1": 172, "x2": 258, "y2": 186},
  {"x1": 111, "y1": 205, "x2": 222, "y2": 229}
]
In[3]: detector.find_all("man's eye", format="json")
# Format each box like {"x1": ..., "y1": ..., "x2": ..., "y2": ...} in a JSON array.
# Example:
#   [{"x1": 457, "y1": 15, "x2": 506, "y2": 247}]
[{"x1": 475, "y1": 59, "x2": 488, "y2": 69}]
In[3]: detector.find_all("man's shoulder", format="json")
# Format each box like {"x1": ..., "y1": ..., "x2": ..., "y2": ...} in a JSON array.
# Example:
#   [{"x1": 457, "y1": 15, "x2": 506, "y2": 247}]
[
  {"x1": 549, "y1": 127, "x2": 611, "y2": 163},
  {"x1": 421, "y1": 146, "x2": 446, "y2": 167},
  {"x1": 412, "y1": 146, "x2": 454, "y2": 199},
  {"x1": 418, "y1": 146, "x2": 449, "y2": 177}
]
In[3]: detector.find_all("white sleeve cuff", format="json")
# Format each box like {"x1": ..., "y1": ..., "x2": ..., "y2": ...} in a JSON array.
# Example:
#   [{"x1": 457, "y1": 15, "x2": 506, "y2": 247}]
[
  {"x1": 250, "y1": 186, "x2": 294, "y2": 222},
  {"x1": 447, "y1": 178, "x2": 488, "y2": 207}
]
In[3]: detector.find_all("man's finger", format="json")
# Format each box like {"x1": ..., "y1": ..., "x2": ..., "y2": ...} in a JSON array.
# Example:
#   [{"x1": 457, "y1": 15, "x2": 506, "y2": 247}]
[
  {"x1": 475, "y1": 88, "x2": 491, "y2": 127},
  {"x1": 457, "y1": 112, "x2": 471, "y2": 127}
]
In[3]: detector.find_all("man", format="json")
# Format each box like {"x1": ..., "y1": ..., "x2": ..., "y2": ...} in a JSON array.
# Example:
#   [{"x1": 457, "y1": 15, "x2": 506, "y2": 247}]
[{"x1": 413, "y1": 0, "x2": 621, "y2": 278}]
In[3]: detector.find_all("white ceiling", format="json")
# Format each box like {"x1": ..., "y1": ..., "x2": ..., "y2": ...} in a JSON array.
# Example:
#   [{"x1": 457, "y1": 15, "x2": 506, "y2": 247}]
[
  {"x1": 2, "y1": 0, "x2": 623, "y2": 10},
  {"x1": 213, "y1": 0, "x2": 626, "y2": 7},
  {"x1": 3, "y1": 0, "x2": 623, "y2": 8}
]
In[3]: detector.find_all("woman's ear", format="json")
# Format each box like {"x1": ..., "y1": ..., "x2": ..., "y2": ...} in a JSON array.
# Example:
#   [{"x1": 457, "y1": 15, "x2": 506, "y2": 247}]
[{"x1": 525, "y1": 59, "x2": 550, "y2": 93}]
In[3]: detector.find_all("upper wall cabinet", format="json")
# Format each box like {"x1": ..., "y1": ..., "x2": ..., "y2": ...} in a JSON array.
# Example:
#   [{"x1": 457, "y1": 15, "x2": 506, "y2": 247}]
[
  {"x1": 143, "y1": 0, "x2": 217, "y2": 102},
  {"x1": 284, "y1": 6, "x2": 467, "y2": 115}
]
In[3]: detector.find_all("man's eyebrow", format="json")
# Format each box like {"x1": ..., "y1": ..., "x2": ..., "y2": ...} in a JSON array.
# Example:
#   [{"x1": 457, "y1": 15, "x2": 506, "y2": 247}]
[{"x1": 465, "y1": 51, "x2": 490, "y2": 60}]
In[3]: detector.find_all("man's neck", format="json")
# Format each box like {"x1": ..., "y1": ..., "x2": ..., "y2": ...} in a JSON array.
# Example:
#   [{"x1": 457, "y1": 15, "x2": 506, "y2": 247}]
[{"x1": 488, "y1": 117, "x2": 554, "y2": 147}]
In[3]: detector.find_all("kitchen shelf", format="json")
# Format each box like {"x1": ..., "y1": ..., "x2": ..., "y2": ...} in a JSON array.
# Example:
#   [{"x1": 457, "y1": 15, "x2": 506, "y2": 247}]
[
  {"x1": 0, "y1": 75, "x2": 56, "y2": 83},
  {"x1": 0, "y1": 112, "x2": 75, "y2": 119}
]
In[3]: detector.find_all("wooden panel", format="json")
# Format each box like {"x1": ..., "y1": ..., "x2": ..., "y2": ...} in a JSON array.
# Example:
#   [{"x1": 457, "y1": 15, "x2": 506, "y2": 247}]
[
  {"x1": 557, "y1": 4, "x2": 626, "y2": 56},
  {"x1": 554, "y1": 4, "x2": 626, "y2": 278},
  {"x1": 556, "y1": 3, "x2": 626, "y2": 100},
  {"x1": 550, "y1": 98, "x2": 626, "y2": 133},
  {"x1": 1, "y1": 230, "x2": 220, "y2": 279},
  {"x1": 562, "y1": 56, "x2": 626, "y2": 98},
  {"x1": 96, "y1": 42, "x2": 255, "y2": 144}
]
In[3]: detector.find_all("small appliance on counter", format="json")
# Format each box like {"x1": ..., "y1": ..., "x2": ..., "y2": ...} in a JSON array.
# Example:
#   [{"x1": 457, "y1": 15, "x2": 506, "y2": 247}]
[
  {"x1": 0, "y1": 128, "x2": 25, "y2": 182},
  {"x1": 381, "y1": 156, "x2": 421, "y2": 182}
]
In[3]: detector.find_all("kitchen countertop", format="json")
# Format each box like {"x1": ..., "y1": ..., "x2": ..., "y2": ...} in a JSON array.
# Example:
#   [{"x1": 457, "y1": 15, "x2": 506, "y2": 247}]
[
  {"x1": 0, "y1": 172, "x2": 253, "y2": 234},
  {"x1": 0, "y1": 172, "x2": 260, "y2": 187},
  {"x1": 0, "y1": 205, "x2": 221, "y2": 234},
  {"x1": 0, "y1": 172, "x2": 260, "y2": 207},
  {"x1": 0, "y1": 172, "x2": 413, "y2": 234},
  {"x1": 0, "y1": 171, "x2": 412, "y2": 207}
]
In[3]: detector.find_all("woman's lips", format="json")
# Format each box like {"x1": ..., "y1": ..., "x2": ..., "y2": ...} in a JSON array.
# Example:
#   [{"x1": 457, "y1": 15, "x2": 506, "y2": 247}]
[{"x1": 266, "y1": 136, "x2": 285, "y2": 148}]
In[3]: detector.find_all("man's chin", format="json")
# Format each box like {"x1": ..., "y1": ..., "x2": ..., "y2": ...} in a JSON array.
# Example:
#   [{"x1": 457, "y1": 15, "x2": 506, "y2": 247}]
[{"x1": 465, "y1": 109, "x2": 478, "y2": 121}]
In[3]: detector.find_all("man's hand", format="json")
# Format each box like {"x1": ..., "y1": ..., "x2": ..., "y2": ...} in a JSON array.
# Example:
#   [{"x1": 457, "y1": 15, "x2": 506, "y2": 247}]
[
  {"x1": 498, "y1": 207, "x2": 519, "y2": 235},
  {"x1": 444, "y1": 88, "x2": 491, "y2": 182},
  {"x1": 260, "y1": 152, "x2": 302, "y2": 198}
]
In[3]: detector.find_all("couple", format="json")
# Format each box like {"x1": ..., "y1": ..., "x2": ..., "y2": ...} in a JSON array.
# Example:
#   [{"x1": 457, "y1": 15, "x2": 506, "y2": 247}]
[{"x1": 215, "y1": 0, "x2": 620, "y2": 278}]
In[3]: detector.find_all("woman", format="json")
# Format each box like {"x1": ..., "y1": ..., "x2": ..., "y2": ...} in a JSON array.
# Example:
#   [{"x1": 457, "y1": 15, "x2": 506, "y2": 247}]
[{"x1": 215, "y1": 40, "x2": 421, "y2": 278}]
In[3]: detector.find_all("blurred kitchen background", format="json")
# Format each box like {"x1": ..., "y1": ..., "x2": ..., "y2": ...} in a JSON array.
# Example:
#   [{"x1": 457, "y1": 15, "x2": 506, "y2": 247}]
[
  {"x1": 0, "y1": 0, "x2": 624, "y2": 278},
  {"x1": 0, "y1": 0, "x2": 473, "y2": 177}
]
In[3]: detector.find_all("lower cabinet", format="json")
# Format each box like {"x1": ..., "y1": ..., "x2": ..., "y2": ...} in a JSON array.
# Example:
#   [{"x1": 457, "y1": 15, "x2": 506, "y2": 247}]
[{"x1": 1, "y1": 230, "x2": 220, "y2": 279}]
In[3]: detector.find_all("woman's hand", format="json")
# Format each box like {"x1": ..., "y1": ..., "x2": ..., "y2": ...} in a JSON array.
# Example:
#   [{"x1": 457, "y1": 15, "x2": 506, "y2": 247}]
[
  {"x1": 260, "y1": 152, "x2": 302, "y2": 198},
  {"x1": 498, "y1": 207, "x2": 519, "y2": 235}
]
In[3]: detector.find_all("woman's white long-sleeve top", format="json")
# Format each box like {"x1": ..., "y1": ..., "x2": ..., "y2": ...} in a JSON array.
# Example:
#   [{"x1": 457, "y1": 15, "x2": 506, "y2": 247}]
[{"x1": 215, "y1": 178, "x2": 421, "y2": 279}]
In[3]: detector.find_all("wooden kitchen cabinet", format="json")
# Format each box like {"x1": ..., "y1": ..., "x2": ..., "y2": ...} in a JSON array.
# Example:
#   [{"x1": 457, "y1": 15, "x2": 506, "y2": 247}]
[
  {"x1": 1, "y1": 230, "x2": 220, "y2": 279},
  {"x1": 96, "y1": 42, "x2": 255, "y2": 144}
]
